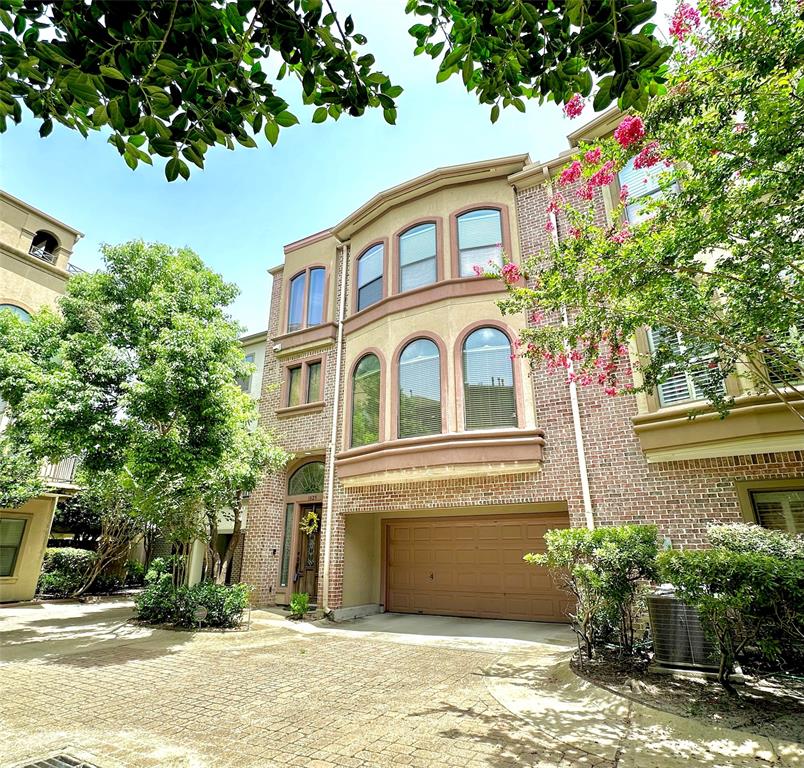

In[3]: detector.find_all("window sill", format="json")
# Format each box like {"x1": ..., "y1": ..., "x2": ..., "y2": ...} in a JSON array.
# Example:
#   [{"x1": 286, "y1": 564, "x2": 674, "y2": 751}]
[
  {"x1": 272, "y1": 323, "x2": 337, "y2": 356},
  {"x1": 276, "y1": 401, "x2": 326, "y2": 419},
  {"x1": 335, "y1": 428, "x2": 545, "y2": 487},
  {"x1": 632, "y1": 391, "x2": 804, "y2": 462}
]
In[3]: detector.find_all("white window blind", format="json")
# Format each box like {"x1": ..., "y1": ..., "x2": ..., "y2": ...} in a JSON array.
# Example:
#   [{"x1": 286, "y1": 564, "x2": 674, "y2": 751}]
[
  {"x1": 307, "y1": 361, "x2": 321, "y2": 403},
  {"x1": 619, "y1": 157, "x2": 671, "y2": 224},
  {"x1": 0, "y1": 517, "x2": 26, "y2": 577},
  {"x1": 647, "y1": 327, "x2": 723, "y2": 406},
  {"x1": 457, "y1": 209, "x2": 503, "y2": 276},
  {"x1": 750, "y1": 490, "x2": 804, "y2": 534},
  {"x1": 357, "y1": 244, "x2": 384, "y2": 310},
  {"x1": 399, "y1": 223, "x2": 437, "y2": 292},
  {"x1": 399, "y1": 338, "x2": 441, "y2": 438},
  {"x1": 462, "y1": 327, "x2": 517, "y2": 430},
  {"x1": 351, "y1": 354, "x2": 381, "y2": 446},
  {"x1": 287, "y1": 366, "x2": 302, "y2": 407}
]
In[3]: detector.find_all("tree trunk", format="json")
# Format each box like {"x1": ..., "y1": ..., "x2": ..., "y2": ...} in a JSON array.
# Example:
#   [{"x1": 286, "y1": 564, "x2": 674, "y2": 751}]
[{"x1": 216, "y1": 492, "x2": 243, "y2": 585}]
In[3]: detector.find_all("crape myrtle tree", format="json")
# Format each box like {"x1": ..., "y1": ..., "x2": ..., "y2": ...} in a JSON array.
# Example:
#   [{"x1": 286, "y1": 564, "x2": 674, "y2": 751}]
[
  {"x1": 491, "y1": 0, "x2": 804, "y2": 421},
  {"x1": 0, "y1": 0, "x2": 672, "y2": 179},
  {"x1": 0, "y1": 241, "x2": 289, "y2": 583}
]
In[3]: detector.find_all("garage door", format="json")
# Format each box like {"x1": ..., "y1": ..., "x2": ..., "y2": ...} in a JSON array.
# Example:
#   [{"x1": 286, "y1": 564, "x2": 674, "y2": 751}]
[{"x1": 385, "y1": 513, "x2": 569, "y2": 623}]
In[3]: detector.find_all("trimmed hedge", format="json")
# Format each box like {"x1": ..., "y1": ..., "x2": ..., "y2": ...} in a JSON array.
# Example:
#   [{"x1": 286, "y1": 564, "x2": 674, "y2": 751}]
[{"x1": 37, "y1": 547, "x2": 96, "y2": 597}]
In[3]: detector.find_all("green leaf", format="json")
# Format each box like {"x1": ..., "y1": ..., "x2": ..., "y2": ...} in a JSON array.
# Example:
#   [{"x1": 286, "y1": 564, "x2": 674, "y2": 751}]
[
  {"x1": 490, "y1": 104, "x2": 500, "y2": 123},
  {"x1": 39, "y1": 118, "x2": 53, "y2": 138},
  {"x1": 274, "y1": 111, "x2": 298, "y2": 127},
  {"x1": 165, "y1": 157, "x2": 180, "y2": 182},
  {"x1": 107, "y1": 99, "x2": 125, "y2": 131},
  {"x1": 100, "y1": 65, "x2": 126, "y2": 81},
  {"x1": 62, "y1": 70, "x2": 100, "y2": 105},
  {"x1": 312, "y1": 106, "x2": 327, "y2": 123},
  {"x1": 383, "y1": 107, "x2": 397, "y2": 125},
  {"x1": 264, "y1": 121, "x2": 279, "y2": 146}
]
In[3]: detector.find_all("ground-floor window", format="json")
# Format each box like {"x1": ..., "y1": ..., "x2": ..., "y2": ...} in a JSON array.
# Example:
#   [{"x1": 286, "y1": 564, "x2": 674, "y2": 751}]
[
  {"x1": 0, "y1": 517, "x2": 27, "y2": 577},
  {"x1": 749, "y1": 488, "x2": 804, "y2": 535}
]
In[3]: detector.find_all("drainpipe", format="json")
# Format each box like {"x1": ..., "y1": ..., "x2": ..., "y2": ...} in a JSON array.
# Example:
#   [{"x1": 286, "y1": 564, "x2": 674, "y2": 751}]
[
  {"x1": 321, "y1": 241, "x2": 348, "y2": 611},
  {"x1": 543, "y1": 167, "x2": 595, "y2": 529}
]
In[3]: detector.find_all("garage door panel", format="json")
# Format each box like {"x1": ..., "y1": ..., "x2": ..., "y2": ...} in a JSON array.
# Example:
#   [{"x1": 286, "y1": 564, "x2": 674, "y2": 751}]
[{"x1": 386, "y1": 513, "x2": 570, "y2": 623}]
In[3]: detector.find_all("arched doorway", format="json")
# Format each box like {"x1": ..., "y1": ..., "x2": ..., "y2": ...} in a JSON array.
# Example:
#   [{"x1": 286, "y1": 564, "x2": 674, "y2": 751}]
[{"x1": 276, "y1": 460, "x2": 324, "y2": 605}]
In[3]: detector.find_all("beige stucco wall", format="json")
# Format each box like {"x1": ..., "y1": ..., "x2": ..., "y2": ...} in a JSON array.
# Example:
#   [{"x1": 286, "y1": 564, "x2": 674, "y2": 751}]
[
  {"x1": 342, "y1": 292, "x2": 536, "y2": 448},
  {"x1": 0, "y1": 496, "x2": 58, "y2": 603},
  {"x1": 340, "y1": 502, "x2": 569, "y2": 609},
  {"x1": 0, "y1": 251, "x2": 67, "y2": 313}
]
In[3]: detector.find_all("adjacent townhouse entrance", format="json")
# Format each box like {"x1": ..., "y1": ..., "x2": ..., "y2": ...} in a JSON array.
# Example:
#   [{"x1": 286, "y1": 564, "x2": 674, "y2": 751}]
[
  {"x1": 276, "y1": 460, "x2": 324, "y2": 605},
  {"x1": 384, "y1": 512, "x2": 570, "y2": 622}
]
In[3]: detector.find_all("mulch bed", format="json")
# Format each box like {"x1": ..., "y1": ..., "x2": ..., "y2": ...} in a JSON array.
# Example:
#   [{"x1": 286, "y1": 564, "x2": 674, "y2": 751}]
[{"x1": 571, "y1": 649, "x2": 804, "y2": 744}]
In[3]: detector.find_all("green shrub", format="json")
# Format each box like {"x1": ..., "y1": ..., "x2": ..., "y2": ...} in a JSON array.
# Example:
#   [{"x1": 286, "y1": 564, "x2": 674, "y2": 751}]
[
  {"x1": 707, "y1": 522, "x2": 804, "y2": 559},
  {"x1": 658, "y1": 548, "x2": 804, "y2": 683},
  {"x1": 289, "y1": 592, "x2": 310, "y2": 619},
  {"x1": 135, "y1": 578, "x2": 250, "y2": 629},
  {"x1": 37, "y1": 547, "x2": 96, "y2": 597},
  {"x1": 525, "y1": 525, "x2": 658, "y2": 658},
  {"x1": 125, "y1": 559, "x2": 146, "y2": 586},
  {"x1": 144, "y1": 556, "x2": 174, "y2": 585}
]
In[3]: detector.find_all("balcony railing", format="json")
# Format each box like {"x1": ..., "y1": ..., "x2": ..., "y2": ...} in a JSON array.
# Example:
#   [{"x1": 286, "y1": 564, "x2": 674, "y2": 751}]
[
  {"x1": 28, "y1": 244, "x2": 57, "y2": 264},
  {"x1": 67, "y1": 263, "x2": 85, "y2": 275},
  {"x1": 41, "y1": 456, "x2": 79, "y2": 485}
]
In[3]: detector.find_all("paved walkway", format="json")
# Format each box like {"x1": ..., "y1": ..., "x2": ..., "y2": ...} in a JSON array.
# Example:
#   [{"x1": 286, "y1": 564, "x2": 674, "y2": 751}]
[{"x1": 1, "y1": 600, "x2": 800, "y2": 768}]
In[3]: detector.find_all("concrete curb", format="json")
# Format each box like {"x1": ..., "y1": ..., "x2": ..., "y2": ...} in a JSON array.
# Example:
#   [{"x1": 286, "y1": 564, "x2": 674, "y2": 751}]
[{"x1": 485, "y1": 647, "x2": 804, "y2": 768}]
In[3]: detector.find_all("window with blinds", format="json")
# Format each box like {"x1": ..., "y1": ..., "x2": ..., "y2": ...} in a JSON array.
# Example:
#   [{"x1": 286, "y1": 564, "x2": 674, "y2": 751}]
[
  {"x1": 462, "y1": 327, "x2": 517, "y2": 430},
  {"x1": 0, "y1": 517, "x2": 26, "y2": 577},
  {"x1": 287, "y1": 273, "x2": 305, "y2": 332},
  {"x1": 647, "y1": 326, "x2": 724, "y2": 407},
  {"x1": 764, "y1": 318, "x2": 804, "y2": 387},
  {"x1": 457, "y1": 209, "x2": 503, "y2": 276},
  {"x1": 399, "y1": 223, "x2": 437, "y2": 293},
  {"x1": 750, "y1": 489, "x2": 804, "y2": 534},
  {"x1": 287, "y1": 365, "x2": 302, "y2": 407},
  {"x1": 398, "y1": 338, "x2": 441, "y2": 438},
  {"x1": 618, "y1": 156, "x2": 674, "y2": 224},
  {"x1": 307, "y1": 361, "x2": 321, "y2": 403},
  {"x1": 238, "y1": 352, "x2": 255, "y2": 392},
  {"x1": 357, "y1": 244, "x2": 383, "y2": 311},
  {"x1": 351, "y1": 353, "x2": 381, "y2": 446}
]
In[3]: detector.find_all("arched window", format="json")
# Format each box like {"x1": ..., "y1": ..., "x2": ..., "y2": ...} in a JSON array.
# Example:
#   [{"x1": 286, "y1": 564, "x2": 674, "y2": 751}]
[
  {"x1": 356, "y1": 244, "x2": 383, "y2": 311},
  {"x1": 287, "y1": 267, "x2": 326, "y2": 333},
  {"x1": 462, "y1": 327, "x2": 517, "y2": 430},
  {"x1": 398, "y1": 338, "x2": 441, "y2": 438},
  {"x1": 0, "y1": 304, "x2": 31, "y2": 323},
  {"x1": 399, "y1": 223, "x2": 436, "y2": 293},
  {"x1": 29, "y1": 231, "x2": 59, "y2": 263},
  {"x1": 351, "y1": 353, "x2": 381, "y2": 447},
  {"x1": 288, "y1": 461, "x2": 325, "y2": 496},
  {"x1": 456, "y1": 209, "x2": 503, "y2": 276}
]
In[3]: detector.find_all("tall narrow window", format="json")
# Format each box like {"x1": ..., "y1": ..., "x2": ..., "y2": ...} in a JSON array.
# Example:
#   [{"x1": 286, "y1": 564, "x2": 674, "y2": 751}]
[
  {"x1": 0, "y1": 517, "x2": 26, "y2": 577},
  {"x1": 462, "y1": 327, "x2": 517, "y2": 430},
  {"x1": 286, "y1": 267, "x2": 326, "y2": 333},
  {"x1": 647, "y1": 327, "x2": 724, "y2": 407},
  {"x1": 307, "y1": 361, "x2": 322, "y2": 403},
  {"x1": 457, "y1": 209, "x2": 503, "y2": 277},
  {"x1": 619, "y1": 157, "x2": 673, "y2": 224},
  {"x1": 356, "y1": 244, "x2": 383, "y2": 311},
  {"x1": 279, "y1": 503, "x2": 294, "y2": 587},
  {"x1": 287, "y1": 365, "x2": 302, "y2": 407},
  {"x1": 351, "y1": 353, "x2": 381, "y2": 447},
  {"x1": 399, "y1": 339, "x2": 441, "y2": 438},
  {"x1": 399, "y1": 223, "x2": 437, "y2": 293},
  {"x1": 238, "y1": 353, "x2": 255, "y2": 392}
]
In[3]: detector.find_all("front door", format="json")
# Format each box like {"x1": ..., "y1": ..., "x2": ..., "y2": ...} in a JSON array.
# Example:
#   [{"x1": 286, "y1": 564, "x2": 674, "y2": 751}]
[{"x1": 293, "y1": 503, "x2": 321, "y2": 599}]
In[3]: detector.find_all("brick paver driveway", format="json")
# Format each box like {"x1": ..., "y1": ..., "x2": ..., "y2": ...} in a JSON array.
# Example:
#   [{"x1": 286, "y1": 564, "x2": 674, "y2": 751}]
[{"x1": 0, "y1": 599, "x2": 606, "y2": 768}]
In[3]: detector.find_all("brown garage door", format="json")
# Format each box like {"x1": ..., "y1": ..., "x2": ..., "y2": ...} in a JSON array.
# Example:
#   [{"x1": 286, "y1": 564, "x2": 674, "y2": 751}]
[{"x1": 385, "y1": 513, "x2": 569, "y2": 623}]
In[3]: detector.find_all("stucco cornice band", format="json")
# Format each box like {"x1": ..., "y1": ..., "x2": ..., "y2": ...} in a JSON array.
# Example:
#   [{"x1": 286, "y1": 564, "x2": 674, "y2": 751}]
[{"x1": 272, "y1": 322, "x2": 337, "y2": 354}]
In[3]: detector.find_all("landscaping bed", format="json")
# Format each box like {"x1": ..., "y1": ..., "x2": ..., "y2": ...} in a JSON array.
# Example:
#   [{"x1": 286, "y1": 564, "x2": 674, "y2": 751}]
[{"x1": 571, "y1": 650, "x2": 804, "y2": 744}]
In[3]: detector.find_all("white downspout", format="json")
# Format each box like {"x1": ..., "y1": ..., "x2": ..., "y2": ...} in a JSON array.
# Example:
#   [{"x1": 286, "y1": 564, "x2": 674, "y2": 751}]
[
  {"x1": 543, "y1": 167, "x2": 595, "y2": 529},
  {"x1": 321, "y1": 242, "x2": 348, "y2": 611}
]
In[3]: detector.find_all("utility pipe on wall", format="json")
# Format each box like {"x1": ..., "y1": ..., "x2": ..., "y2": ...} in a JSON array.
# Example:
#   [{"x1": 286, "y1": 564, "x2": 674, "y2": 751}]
[
  {"x1": 542, "y1": 167, "x2": 596, "y2": 530},
  {"x1": 321, "y1": 241, "x2": 348, "y2": 611}
]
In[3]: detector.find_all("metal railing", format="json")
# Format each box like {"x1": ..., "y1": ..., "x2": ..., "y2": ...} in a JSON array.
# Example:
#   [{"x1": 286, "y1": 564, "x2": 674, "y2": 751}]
[
  {"x1": 28, "y1": 244, "x2": 57, "y2": 264},
  {"x1": 67, "y1": 263, "x2": 85, "y2": 275},
  {"x1": 40, "y1": 456, "x2": 79, "y2": 485}
]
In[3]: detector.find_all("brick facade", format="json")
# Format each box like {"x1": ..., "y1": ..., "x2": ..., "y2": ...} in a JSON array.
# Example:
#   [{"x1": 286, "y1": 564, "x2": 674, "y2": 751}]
[{"x1": 241, "y1": 156, "x2": 804, "y2": 612}]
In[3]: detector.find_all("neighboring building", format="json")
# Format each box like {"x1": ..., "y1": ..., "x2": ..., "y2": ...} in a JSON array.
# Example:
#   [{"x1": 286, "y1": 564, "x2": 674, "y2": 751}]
[
  {"x1": 0, "y1": 191, "x2": 83, "y2": 603},
  {"x1": 242, "y1": 113, "x2": 804, "y2": 623},
  {"x1": 186, "y1": 330, "x2": 268, "y2": 585}
]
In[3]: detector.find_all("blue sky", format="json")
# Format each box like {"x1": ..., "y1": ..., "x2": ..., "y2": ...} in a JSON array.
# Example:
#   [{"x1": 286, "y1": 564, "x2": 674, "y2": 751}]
[{"x1": 0, "y1": 1, "x2": 665, "y2": 334}]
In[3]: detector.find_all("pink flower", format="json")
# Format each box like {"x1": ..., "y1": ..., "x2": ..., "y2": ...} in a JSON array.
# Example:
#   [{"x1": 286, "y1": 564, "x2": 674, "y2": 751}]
[
  {"x1": 610, "y1": 225, "x2": 632, "y2": 244},
  {"x1": 589, "y1": 160, "x2": 615, "y2": 188},
  {"x1": 544, "y1": 219, "x2": 555, "y2": 234},
  {"x1": 563, "y1": 93, "x2": 585, "y2": 119},
  {"x1": 613, "y1": 115, "x2": 646, "y2": 149},
  {"x1": 733, "y1": 122, "x2": 747, "y2": 134},
  {"x1": 530, "y1": 310, "x2": 545, "y2": 324},
  {"x1": 501, "y1": 263, "x2": 521, "y2": 284},
  {"x1": 576, "y1": 183, "x2": 594, "y2": 201},
  {"x1": 558, "y1": 160, "x2": 582, "y2": 186},
  {"x1": 633, "y1": 141, "x2": 662, "y2": 169},
  {"x1": 569, "y1": 227, "x2": 582, "y2": 240},
  {"x1": 604, "y1": 387, "x2": 618, "y2": 396},
  {"x1": 472, "y1": 264, "x2": 484, "y2": 276},
  {"x1": 619, "y1": 184, "x2": 629, "y2": 204},
  {"x1": 546, "y1": 193, "x2": 564, "y2": 214},
  {"x1": 584, "y1": 147, "x2": 602, "y2": 165},
  {"x1": 706, "y1": 0, "x2": 727, "y2": 18},
  {"x1": 669, "y1": 2, "x2": 701, "y2": 42}
]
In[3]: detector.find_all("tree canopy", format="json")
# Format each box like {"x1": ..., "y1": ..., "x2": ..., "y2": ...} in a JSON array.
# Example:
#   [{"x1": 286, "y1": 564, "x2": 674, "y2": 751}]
[
  {"x1": 0, "y1": 0, "x2": 672, "y2": 180},
  {"x1": 493, "y1": 0, "x2": 804, "y2": 420}
]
